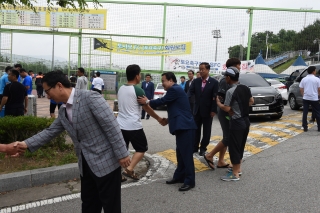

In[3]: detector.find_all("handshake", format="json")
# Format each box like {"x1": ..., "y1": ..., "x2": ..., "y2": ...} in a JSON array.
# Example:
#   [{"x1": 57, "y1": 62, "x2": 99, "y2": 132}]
[
  {"x1": 0, "y1": 141, "x2": 28, "y2": 156},
  {"x1": 157, "y1": 117, "x2": 168, "y2": 126}
]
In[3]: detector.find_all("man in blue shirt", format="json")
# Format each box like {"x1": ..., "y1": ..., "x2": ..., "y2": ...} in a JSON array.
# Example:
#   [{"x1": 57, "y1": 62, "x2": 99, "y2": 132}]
[
  {"x1": 20, "y1": 68, "x2": 33, "y2": 95},
  {"x1": 180, "y1": 76, "x2": 186, "y2": 90},
  {"x1": 0, "y1": 66, "x2": 13, "y2": 101}
]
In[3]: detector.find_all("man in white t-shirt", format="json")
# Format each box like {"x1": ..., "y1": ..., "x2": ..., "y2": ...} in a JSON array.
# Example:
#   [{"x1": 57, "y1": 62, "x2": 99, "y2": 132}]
[
  {"x1": 299, "y1": 66, "x2": 320, "y2": 132},
  {"x1": 91, "y1": 72, "x2": 104, "y2": 94},
  {"x1": 117, "y1": 64, "x2": 166, "y2": 181}
]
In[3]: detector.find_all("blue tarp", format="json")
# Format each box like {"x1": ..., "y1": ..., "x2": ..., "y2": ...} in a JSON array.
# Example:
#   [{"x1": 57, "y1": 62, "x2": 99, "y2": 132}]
[
  {"x1": 255, "y1": 54, "x2": 267, "y2": 65},
  {"x1": 292, "y1": 55, "x2": 307, "y2": 66},
  {"x1": 257, "y1": 73, "x2": 279, "y2": 79}
]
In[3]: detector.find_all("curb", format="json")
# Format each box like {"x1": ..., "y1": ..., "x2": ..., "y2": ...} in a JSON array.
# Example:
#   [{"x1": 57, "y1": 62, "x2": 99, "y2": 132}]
[{"x1": 0, "y1": 163, "x2": 79, "y2": 193}]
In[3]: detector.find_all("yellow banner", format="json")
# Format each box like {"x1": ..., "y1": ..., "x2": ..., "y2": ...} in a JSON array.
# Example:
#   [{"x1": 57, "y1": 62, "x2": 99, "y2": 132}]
[
  {"x1": 0, "y1": 5, "x2": 107, "y2": 30},
  {"x1": 93, "y1": 38, "x2": 192, "y2": 56}
]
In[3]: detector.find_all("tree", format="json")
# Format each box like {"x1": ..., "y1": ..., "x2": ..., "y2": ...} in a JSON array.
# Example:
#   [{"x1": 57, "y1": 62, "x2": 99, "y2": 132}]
[
  {"x1": 228, "y1": 45, "x2": 247, "y2": 59},
  {"x1": 0, "y1": 0, "x2": 101, "y2": 12}
]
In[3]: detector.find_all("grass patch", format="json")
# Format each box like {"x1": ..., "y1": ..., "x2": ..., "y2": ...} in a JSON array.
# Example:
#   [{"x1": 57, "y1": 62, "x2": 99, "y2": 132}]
[
  {"x1": 273, "y1": 58, "x2": 296, "y2": 73},
  {"x1": 0, "y1": 144, "x2": 77, "y2": 175}
]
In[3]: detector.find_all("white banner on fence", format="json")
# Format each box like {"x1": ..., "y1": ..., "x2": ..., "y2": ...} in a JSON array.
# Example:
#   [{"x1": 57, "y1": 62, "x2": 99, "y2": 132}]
[{"x1": 166, "y1": 57, "x2": 254, "y2": 74}]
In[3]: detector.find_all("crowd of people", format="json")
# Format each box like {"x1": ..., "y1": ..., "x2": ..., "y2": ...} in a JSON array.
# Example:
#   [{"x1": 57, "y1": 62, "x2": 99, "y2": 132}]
[{"x1": 0, "y1": 58, "x2": 255, "y2": 212}]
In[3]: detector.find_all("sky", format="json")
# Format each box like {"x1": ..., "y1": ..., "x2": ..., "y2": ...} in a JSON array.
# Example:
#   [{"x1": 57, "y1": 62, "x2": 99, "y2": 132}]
[{"x1": 5, "y1": 0, "x2": 320, "y2": 70}]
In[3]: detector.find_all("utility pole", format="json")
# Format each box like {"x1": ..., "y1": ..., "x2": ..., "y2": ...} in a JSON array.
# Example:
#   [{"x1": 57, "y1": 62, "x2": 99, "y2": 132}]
[
  {"x1": 212, "y1": 29, "x2": 221, "y2": 62},
  {"x1": 300, "y1": 7, "x2": 313, "y2": 28}
]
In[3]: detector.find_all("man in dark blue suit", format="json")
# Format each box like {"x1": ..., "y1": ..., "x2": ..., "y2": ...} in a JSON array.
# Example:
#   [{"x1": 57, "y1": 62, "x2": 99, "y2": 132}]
[
  {"x1": 141, "y1": 74, "x2": 154, "y2": 119},
  {"x1": 138, "y1": 72, "x2": 197, "y2": 191},
  {"x1": 189, "y1": 62, "x2": 219, "y2": 156}
]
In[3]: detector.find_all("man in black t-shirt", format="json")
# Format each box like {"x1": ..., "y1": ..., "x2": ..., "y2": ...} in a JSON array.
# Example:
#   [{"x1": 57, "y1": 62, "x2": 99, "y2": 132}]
[
  {"x1": 70, "y1": 74, "x2": 77, "y2": 87},
  {"x1": 0, "y1": 69, "x2": 28, "y2": 116}
]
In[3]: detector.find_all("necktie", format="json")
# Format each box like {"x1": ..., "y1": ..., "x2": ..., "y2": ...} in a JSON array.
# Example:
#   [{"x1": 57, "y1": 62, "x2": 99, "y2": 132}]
[{"x1": 202, "y1": 80, "x2": 207, "y2": 92}]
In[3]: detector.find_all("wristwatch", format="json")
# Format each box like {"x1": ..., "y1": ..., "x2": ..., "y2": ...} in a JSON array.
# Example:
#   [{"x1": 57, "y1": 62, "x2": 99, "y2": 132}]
[{"x1": 146, "y1": 100, "x2": 150, "y2": 105}]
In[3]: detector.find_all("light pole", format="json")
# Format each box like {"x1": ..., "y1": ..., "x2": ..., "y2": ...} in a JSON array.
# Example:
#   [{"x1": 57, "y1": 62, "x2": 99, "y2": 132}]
[
  {"x1": 212, "y1": 29, "x2": 221, "y2": 62},
  {"x1": 314, "y1": 38, "x2": 320, "y2": 62},
  {"x1": 269, "y1": 43, "x2": 272, "y2": 58},
  {"x1": 300, "y1": 7, "x2": 312, "y2": 28},
  {"x1": 51, "y1": 28, "x2": 58, "y2": 71}
]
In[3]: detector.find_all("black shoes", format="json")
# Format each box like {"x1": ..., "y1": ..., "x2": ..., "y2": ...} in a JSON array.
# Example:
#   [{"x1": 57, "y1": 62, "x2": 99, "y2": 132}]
[
  {"x1": 166, "y1": 179, "x2": 184, "y2": 184},
  {"x1": 146, "y1": 116, "x2": 150, "y2": 120},
  {"x1": 179, "y1": 184, "x2": 195, "y2": 191},
  {"x1": 304, "y1": 128, "x2": 308, "y2": 132},
  {"x1": 199, "y1": 149, "x2": 206, "y2": 156}
]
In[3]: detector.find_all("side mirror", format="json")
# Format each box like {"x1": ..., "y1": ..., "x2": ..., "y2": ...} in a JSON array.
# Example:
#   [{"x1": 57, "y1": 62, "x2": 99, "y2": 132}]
[{"x1": 268, "y1": 82, "x2": 271, "y2": 86}]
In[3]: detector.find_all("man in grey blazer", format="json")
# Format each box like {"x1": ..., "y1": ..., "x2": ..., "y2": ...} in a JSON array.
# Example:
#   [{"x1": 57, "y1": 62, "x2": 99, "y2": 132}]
[{"x1": 15, "y1": 71, "x2": 130, "y2": 213}]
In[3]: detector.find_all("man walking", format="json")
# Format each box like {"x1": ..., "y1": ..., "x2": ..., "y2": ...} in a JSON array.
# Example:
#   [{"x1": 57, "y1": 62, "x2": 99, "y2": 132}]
[
  {"x1": 0, "y1": 69, "x2": 28, "y2": 116},
  {"x1": 91, "y1": 71, "x2": 104, "y2": 94},
  {"x1": 141, "y1": 74, "x2": 154, "y2": 120},
  {"x1": 75, "y1": 67, "x2": 88, "y2": 90},
  {"x1": 184, "y1": 70, "x2": 195, "y2": 113},
  {"x1": 189, "y1": 62, "x2": 219, "y2": 156},
  {"x1": 35, "y1": 72, "x2": 44, "y2": 98},
  {"x1": 217, "y1": 68, "x2": 254, "y2": 181},
  {"x1": 299, "y1": 66, "x2": 320, "y2": 132},
  {"x1": 13, "y1": 71, "x2": 130, "y2": 213},
  {"x1": 180, "y1": 76, "x2": 186, "y2": 90},
  {"x1": 118, "y1": 64, "x2": 166, "y2": 181},
  {"x1": 20, "y1": 68, "x2": 33, "y2": 95},
  {"x1": 138, "y1": 72, "x2": 197, "y2": 191},
  {"x1": 0, "y1": 66, "x2": 13, "y2": 101}
]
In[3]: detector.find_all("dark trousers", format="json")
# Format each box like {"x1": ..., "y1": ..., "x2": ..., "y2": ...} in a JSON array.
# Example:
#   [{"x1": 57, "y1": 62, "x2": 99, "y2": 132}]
[
  {"x1": 194, "y1": 113, "x2": 213, "y2": 152},
  {"x1": 5, "y1": 107, "x2": 24, "y2": 116},
  {"x1": 81, "y1": 154, "x2": 121, "y2": 213},
  {"x1": 141, "y1": 109, "x2": 149, "y2": 119},
  {"x1": 36, "y1": 85, "x2": 43, "y2": 97},
  {"x1": 189, "y1": 101, "x2": 194, "y2": 114},
  {"x1": 229, "y1": 123, "x2": 250, "y2": 165},
  {"x1": 173, "y1": 129, "x2": 195, "y2": 186},
  {"x1": 302, "y1": 99, "x2": 320, "y2": 130}
]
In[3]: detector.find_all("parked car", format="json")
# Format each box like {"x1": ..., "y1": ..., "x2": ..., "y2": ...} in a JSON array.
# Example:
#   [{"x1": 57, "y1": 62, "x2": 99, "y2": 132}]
[
  {"x1": 267, "y1": 79, "x2": 288, "y2": 105},
  {"x1": 219, "y1": 73, "x2": 284, "y2": 119},
  {"x1": 153, "y1": 83, "x2": 166, "y2": 108},
  {"x1": 287, "y1": 64, "x2": 320, "y2": 110},
  {"x1": 284, "y1": 68, "x2": 305, "y2": 90}
]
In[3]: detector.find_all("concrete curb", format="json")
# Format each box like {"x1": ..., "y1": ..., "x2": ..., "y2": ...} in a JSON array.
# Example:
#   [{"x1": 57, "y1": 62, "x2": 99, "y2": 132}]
[{"x1": 0, "y1": 163, "x2": 79, "y2": 193}]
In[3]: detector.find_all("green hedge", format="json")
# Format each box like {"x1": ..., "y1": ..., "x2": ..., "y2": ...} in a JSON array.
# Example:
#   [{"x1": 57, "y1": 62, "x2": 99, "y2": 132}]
[{"x1": 0, "y1": 116, "x2": 68, "y2": 151}]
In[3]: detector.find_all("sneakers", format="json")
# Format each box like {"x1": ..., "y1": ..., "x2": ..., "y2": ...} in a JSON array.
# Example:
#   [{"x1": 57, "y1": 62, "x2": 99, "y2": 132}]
[
  {"x1": 227, "y1": 168, "x2": 242, "y2": 176},
  {"x1": 221, "y1": 171, "x2": 240, "y2": 181}
]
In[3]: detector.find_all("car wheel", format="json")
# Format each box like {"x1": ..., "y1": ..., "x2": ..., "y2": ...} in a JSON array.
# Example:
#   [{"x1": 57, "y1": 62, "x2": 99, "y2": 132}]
[
  {"x1": 289, "y1": 94, "x2": 299, "y2": 110},
  {"x1": 283, "y1": 100, "x2": 287, "y2": 105},
  {"x1": 270, "y1": 113, "x2": 283, "y2": 119}
]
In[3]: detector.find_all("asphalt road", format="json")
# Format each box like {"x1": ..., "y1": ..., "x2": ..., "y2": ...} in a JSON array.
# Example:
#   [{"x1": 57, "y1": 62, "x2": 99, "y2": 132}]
[{"x1": 4, "y1": 105, "x2": 320, "y2": 213}]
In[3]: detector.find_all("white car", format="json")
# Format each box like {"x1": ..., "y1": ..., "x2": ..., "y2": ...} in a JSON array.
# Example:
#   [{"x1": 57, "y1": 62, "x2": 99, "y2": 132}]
[
  {"x1": 153, "y1": 83, "x2": 166, "y2": 108},
  {"x1": 267, "y1": 79, "x2": 288, "y2": 105}
]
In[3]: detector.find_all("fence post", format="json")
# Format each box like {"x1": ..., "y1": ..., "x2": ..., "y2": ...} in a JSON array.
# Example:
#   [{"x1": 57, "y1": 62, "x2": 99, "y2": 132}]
[
  {"x1": 78, "y1": 29, "x2": 82, "y2": 68},
  {"x1": 160, "y1": 3, "x2": 167, "y2": 72},
  {"x1": 246, "y1": 8, "x2": 253, "y2": 60}
]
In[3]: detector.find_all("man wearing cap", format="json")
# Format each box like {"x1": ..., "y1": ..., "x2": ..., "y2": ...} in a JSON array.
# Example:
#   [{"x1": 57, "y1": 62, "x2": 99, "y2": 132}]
[
  {"x1": 188, "y1": 62, "x2": 219, "y2": 156},
  {"x1": 217, "y1": 67, "x2": 254, "y2": 181}
]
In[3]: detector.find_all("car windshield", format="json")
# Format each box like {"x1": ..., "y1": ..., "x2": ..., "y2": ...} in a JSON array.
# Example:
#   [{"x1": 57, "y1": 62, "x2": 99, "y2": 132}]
[
  {"x1": 239, "y1": 74, "x2": 270, "y2": 87},
  {"x1": 157, "y1": 84, "x2": 164, "y2": 89}
]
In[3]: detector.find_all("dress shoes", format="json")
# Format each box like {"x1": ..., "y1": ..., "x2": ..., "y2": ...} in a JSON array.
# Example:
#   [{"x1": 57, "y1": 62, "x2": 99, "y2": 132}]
[
  {"x1": 179, "y1": 184, "x2": 195, "y2": 191},
  {"x1": 166, "y1": 179, "x2": 183, "y2": 184},
  {"x1": 199, "y1": 150, "x2": 206, "y2": 156}
]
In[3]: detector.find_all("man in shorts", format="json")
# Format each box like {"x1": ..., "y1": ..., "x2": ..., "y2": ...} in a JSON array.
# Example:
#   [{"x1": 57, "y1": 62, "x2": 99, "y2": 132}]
[
  {"x1": 203, "y1": 58, "x2": 241, "y2": 169},
  {"x1": 117, "y1": 64, "x2": 166, "y2": 181},
  {"x1": 217, "y1": 67, "x2": 254, "y2": 181}
]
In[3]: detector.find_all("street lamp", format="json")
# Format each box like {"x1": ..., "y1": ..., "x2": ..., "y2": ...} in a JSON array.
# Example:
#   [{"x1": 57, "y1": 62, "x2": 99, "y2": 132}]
[
  {"x1": 314, "y1": 38, "x2": 320, "y2": 62},
  {"x1": 50, "y1": 28, "x2": 58, "y2": 71},
  {"x1": 300, "y1": 7, "x2": 312, "y2": 28},
  {"x1": 212, "y1": 29, "x2": 221, "y2": 62}
]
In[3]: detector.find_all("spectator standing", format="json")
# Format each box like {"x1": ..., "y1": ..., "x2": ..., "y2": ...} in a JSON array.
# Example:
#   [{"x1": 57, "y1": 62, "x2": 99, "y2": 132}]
[
  {"x1": 299, "y1": 66, "x2": 320, "y2": 132},
  {"x1": 180, "y1": 76, "x2": 186, "y2": 90},
  {"x1": 204, "y1": 58, "x2": 242, "y2": 169},
  {"x1": 70, "y1": 74, "x2": 77, "y2": 88},
  {"x1": 196, "y1": 71, "x2": 201, "y2": 78},
  {"x1": 138, "y1": 72, "x2": 197, "y2": 191},
  {"x1": 20, "y1": 68, "x2": 33, "y2": 95},
  {"x1": 0, "y1": 66, "x2": 13, "y2": 101},
  {"x1": 91, "y1": 72, "x2": 104, "y2": 94},
  {"x1": 28, "y1": 70, "x2": 35, "y2": 79},
  {"x1": 75, "y1": 67, "x2": 88, "y2": 90},
  {"x1": 35, "y1": 72, "x2": 44, "y2": 98},
  {"x1": 184, "y1": 70, "x2": 195, "y2": 113},
  {"x1": 50, "y1": 99, "x2": 63, "y2": 118},
  {"x1": 117, "y1": 65, "x2": 165, "y2": 181},
  {"x1": 0, "y1": 69, "x2": 28, "y2": 116},
  {"x1": 14, "y1": 71, "x2": 130, "y2": 212},
  {"x1": 141, "y1": 74, "x2": 154, "y2": 120},
  {"x1": 189, "y1": 62, "x2": 219, "y2": 156},
  {"x1": 14, "y1": 64, "x2": 22, "y2": 72},
  {"x1": 217, "y1": 68, "x2": 254, "y2": 181}
]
